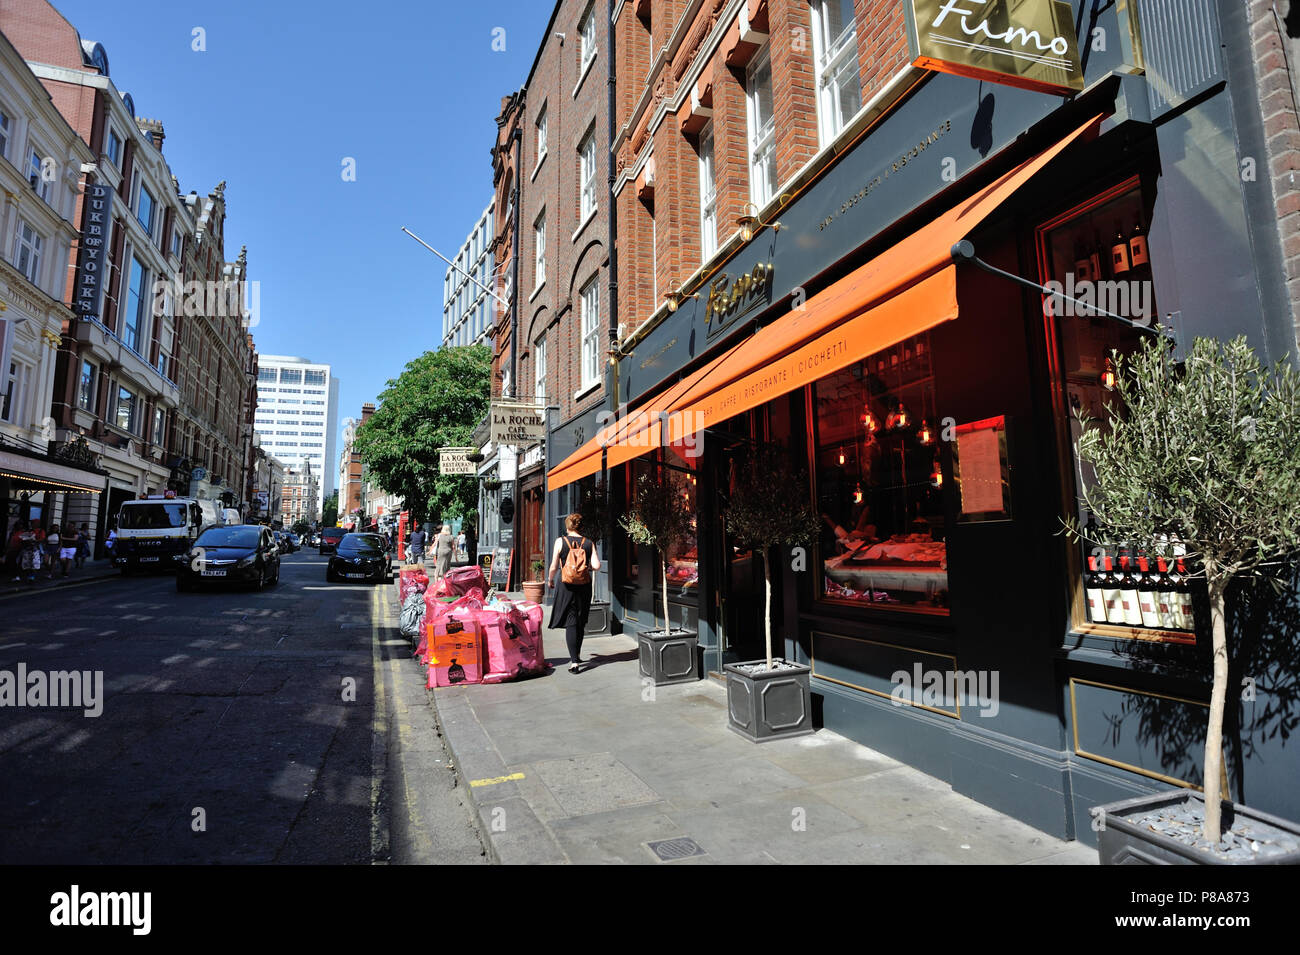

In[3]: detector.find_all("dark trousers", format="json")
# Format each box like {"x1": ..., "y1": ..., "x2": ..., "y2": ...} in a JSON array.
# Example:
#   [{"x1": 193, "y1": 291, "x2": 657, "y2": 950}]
[{"x1": 565, "y1": 624, "x2": 583, "y2": 664}]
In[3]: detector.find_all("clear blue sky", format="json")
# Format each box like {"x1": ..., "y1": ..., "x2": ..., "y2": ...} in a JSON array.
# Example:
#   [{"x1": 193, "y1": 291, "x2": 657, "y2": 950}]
[{"x1": 51, "y1": 0, "x2": 553, "y2": 455}]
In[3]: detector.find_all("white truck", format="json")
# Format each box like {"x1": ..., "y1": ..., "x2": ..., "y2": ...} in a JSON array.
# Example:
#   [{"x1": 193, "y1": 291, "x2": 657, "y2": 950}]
[{"x1": 113, "y1": 496, "x2": 222, "y2": 574}]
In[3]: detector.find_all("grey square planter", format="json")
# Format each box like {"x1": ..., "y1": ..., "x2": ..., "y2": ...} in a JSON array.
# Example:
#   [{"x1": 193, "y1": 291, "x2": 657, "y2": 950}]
[
  {"x1": 637, "y1": 628, "x2": 699, "y2": 685},
  {"x1": 1094, "y1": 790, "x2": 1300, "y2": 865},
  {"x1": 724, "y1": 660, "x2": 814, "y2": 743}
]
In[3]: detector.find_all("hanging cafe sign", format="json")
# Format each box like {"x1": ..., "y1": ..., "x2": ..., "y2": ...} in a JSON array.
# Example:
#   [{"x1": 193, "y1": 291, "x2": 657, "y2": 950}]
[
  {"x1": 489, "y1": 401, "x2": 547, "y2": 447},
  {"x1": 438, "y1": 447, "x2": 478, "y2": 476},
  {"x1": 904, "y1": 0, "x2": 1084, "y2": 95}
]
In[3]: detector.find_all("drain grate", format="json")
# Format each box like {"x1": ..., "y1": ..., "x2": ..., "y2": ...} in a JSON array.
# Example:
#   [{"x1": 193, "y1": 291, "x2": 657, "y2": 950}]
[{"x1": 646, "y1": 837, "x2": 708, "y2": 862}]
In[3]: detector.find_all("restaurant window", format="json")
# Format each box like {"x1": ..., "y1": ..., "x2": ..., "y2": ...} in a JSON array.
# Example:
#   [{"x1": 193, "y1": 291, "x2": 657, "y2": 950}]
[
  {"x1": 812, "y1": 331, "x2": 949, "y2": 613},
  {"x1": 746, "y1": 47, "x2": 778, "y2": 207},
  {"x1": 811, "y1": 0, "x2": 862, "y2": 145},
  {"x1": 1035, "y1": 178, "x2": 1185, "y2": 640},
  {"x1": 625, "y1": 449, "x2": 699, "y2": 616}
]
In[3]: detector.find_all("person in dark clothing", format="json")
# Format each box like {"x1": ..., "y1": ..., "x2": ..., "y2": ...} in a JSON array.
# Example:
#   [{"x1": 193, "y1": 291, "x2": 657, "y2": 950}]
[
  {"x1": 547, "y1": 513, "x2": 601, "y2": 673},
  {"x1": 408, "y1": 526, "x2": 427, "y2": 565}
]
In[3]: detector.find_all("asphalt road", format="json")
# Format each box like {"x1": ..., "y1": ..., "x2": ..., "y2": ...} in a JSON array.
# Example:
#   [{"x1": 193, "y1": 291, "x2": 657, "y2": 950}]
[{"x1": 0, "y1": 548, "x2": 486, "y2": 864}]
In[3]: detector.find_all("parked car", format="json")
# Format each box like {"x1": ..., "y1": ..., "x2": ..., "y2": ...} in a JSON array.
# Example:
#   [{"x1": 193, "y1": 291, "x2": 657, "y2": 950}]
[
  {"x1": 176, "y1": 524, "x2": 280, "y2": 591},
  {"x1": 319, "y1": 527, "x2": 346, "y2": 554},
  {"x1": 326, "y1": 533, "x2": 392, "y2": 584}
]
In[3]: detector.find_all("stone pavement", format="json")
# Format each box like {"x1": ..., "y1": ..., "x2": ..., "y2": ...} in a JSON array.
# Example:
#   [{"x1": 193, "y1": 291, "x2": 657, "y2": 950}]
[
  {"x1": 0, "y1": 556, "x2": 117, "y2": 597},
  {"x1": 428, "y1": 626, "x2": 1099, "y2": 865}
]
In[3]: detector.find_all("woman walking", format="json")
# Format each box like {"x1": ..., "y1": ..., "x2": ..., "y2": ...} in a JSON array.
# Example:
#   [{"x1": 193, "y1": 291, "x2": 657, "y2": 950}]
[
  {"x1": 55, "y1": 522, "x2": 78, "y2": 578},
  {"x1": 433, "y1": 523, "x2": 455, "y2": 584},
  {"x1": 547, "y1": 513, "x2": 600, "y2": 673}
]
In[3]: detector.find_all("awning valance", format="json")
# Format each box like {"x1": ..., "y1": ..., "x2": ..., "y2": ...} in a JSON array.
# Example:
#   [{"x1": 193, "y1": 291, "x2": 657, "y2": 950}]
[{"x1": 547, "y1": 114, "x2": 1102, "y2": 491}]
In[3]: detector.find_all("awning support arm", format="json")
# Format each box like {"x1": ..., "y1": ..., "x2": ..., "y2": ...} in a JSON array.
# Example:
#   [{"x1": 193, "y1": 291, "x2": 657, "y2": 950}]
[{"x1": 950, "y1": 240, "x2": 1160, "y2": 334}]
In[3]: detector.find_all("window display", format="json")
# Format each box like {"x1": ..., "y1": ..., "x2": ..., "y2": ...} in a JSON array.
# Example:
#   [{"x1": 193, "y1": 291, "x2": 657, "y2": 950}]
[{"x1": 812, "y1": 333, "x2": 949, "y2": 613}]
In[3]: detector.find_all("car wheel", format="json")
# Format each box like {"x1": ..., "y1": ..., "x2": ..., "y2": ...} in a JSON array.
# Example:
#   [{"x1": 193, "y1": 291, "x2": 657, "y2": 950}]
[
  {"x1": 326, "y1": 567, "x2": 337, "y2": 583},
  {"x1": 272, "y1": 562, "x2": 281, "y2": 585}
]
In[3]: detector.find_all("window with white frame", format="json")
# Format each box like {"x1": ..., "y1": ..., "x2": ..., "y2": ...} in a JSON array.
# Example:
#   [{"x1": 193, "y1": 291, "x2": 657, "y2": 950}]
[
  {"x1": 79, "y1": 359, "x2": 97, "y2": 411},
  {"x1": 811, "y1": 0, "x2": 862, "y2": 145},
  {"x1": 152, "y1": 407, "x2": 166, "y2": 446},
  {"x1": 171, "y1": 227, "x2": 182, "y2": 258},
  {"x1": 14, "y1": 220, "x2": 42, "y2": 285},
  {"x1": 580, "y1": 6, "x2": 597, "y2": 73},
  {"x1": 115, "y1": 385, "x2": 138, "y2": 434},
  {"x1": 580, "y1": 278, "x2": 600, "y2": 391},
  {"x1": 123, "y1": 256, "x2": 148, "y2": 353},
  {"x1": 0, "y1": 360, "x2": 28, "y2": 424},
  {"x1": 746, "y1": 47, "x2": 778, "y2": 207},
  {"x1": 105, "y1": 127, "x2": 122, "y2": 168},
  {"x1": 534, "y1": 334, "x2": 547, "y2": 403},
  {"x1": 137, "y1": 185, "x2": 156, "y2": 237},
  {"x1": 27, "y1": 148, "x2": 53, "y2": 203},
  {"x1": 0, "y1": 110, "x2": 10, "y2": 160},
  {"x1": 699, "y1": 124, "x2": 717, "y2": 261},
  {"x1": 579, "y1": 128, "x2": 598, "y2": 220},
  {"x1": 536, "y1": 105, "x2": 548, "y2": 166},
  {"x1": 534, "y1": 211, "x2": 546, "y2": 288}
]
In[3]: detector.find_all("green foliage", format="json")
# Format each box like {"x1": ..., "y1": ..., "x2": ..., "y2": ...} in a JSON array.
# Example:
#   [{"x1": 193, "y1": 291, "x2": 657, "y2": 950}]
[
  {"x1": 322, "y1": 492, "x2": 338, "y2": 528},
  {"x1": 530, "y1": 558, "x2": 545, "y2": 580},
  {"x1": 353, "y1": 345, "x2": 491, "y2": 525},
  {"x1": 723, "y1": 446, "x2": 821, "y2": 555},
  {"x1": 291, "y1": 520, "x2": 311, "y2": 537},
  {"x1": 1070, "y1": 335, "x2": 1300, "y2": 583},
  {"x1": 620, "y1": 471, "x2": 694, "y2": 558}
]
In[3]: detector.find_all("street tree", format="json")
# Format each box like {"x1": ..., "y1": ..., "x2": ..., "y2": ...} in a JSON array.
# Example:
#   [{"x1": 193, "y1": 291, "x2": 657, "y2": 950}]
[{"x1": 354, "y1": 345, "x2": 491, "y2": 525}]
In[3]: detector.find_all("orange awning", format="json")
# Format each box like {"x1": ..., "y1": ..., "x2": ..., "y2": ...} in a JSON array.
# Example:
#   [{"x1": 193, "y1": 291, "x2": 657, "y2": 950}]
[{"x1": 547, "y1": 114, "x2": 1101, "y2": 490}]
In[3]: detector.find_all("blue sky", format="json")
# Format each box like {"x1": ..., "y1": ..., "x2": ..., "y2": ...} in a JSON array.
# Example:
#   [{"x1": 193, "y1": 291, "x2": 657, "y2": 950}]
[{"x1": 51, "y1": 0, "x2": 553, "y2": 453}]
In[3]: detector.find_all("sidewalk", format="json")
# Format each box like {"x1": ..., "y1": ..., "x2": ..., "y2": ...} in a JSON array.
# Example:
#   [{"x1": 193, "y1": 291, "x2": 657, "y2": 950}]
[
  {"x1": 0, "y1": 556, "x2": 118, "y2": 597},
  {"x1": 426, "y1": 621, "x2": 1099, "y2": 865}
]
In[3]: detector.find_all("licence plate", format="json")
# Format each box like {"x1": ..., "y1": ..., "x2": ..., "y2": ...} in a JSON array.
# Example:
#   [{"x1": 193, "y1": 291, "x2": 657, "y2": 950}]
[
  {"x1": 140, "y1": 557, "x2": 159, "y2": 563},
  {"x1": 201, "y1": 570, "x2": 226, "y2": 577},
  {"x1": 346, "y1": 573, "x2": 367, "y2": 579}
]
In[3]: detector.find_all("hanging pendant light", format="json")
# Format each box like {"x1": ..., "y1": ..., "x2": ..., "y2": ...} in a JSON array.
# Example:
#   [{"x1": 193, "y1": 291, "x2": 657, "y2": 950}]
[
  {"x1": 886, "y1": 402, "x2": 909, "y2": 430},
  {"x1": 1100, "y1": 356, "x2": 1116, "y2": 391},
  {"x1": 929, "y1": 457, "x2": 943, "y2": 489},
  {"x1": 918, "y1": 419, "x2": 934, "y2": 446},
  {"x1": 837, "y1": 446, "x2": 846, "y2": 466},
  {"x1": 862, "y1": 408, "x2": 878, "y2": 433},
  {"x1": 853, "y1": 483, "x2": 863, "y2": 504}
]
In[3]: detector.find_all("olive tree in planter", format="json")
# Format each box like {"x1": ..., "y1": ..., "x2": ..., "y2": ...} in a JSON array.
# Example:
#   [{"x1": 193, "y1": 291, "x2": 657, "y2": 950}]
[
  {"x1": 721, "y1": 445, "x2": 821, "y2": 742},
  {"x1": 620, "y1": 470, "x2": 698, "y2": 685},
  {"x1": 1070, "y1": 334, "x2": 1300, "y2": 863}
]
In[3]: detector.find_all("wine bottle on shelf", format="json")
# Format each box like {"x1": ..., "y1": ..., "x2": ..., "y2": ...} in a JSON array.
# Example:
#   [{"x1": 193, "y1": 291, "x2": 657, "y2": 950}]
[
  {"x1": 1102, "y1": 556, "x2": 1125, "y2": 625},
  {"x1": 1085, "y1": 555, "x2": 1106, "y2": 624},
  {"x1": 1136, "y1": 557, "x2": 1161, "y2": 629},
  {"x1": 1128, "y1": 218, "x2": 1150, "y2": 279},
  {"x1": 1073, "y1": 236, "x2": 1094, "y2": 282},
  {"x1": 1111, "y1": 222, "x2": 1132, "y2": 276},
  {"x1": 1119, "y1": 556, "x2": 1143, "y2": 626},
  {"x1": 1173, "y1": 559, "x2": 1196, "y2": 631},
  {"x1": 1090, "y1": 229, "x2": 1106, "y2": 280},
  {"x1": 1155, "y1": 557, "x2": 1179, "y2": 630}
]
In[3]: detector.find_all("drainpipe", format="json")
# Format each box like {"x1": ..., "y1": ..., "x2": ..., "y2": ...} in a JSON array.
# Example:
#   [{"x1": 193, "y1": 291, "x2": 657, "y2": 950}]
[
  {"x1": 604, "y1": 0, "x2": 618, "y2": 605},
  {"x1": 509, "y1": 124, "x2": 522, "y2": 399}
]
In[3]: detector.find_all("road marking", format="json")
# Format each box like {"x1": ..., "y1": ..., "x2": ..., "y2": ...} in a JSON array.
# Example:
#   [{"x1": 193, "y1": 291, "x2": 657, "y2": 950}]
[
  {"x1": 470, "y1": 773, "x2": 526, "y2": 788},
  {"x1": 0, "y1": 643, "x2": 26, "y2": 651}
]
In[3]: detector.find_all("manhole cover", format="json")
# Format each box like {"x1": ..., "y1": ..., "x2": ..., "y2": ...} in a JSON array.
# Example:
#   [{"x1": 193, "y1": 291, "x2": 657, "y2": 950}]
[{"x1": 646, "y1": 837, "x2": 707, "y2": 862}]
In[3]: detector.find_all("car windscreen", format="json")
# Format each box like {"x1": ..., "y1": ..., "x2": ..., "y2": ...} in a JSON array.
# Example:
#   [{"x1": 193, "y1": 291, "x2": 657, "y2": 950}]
[
  {"x1": 322, "y1": 529, "x2": 345, "y2": 540},
  {"x1": 195, "y1": 526, "x2": 260, "y2": 548},
  {"x1": 119, "y1": 503, "x2": 188, "y2": 530},
  {"x1": 339, "y1": 534, "x2": 385, "y2": 555}
]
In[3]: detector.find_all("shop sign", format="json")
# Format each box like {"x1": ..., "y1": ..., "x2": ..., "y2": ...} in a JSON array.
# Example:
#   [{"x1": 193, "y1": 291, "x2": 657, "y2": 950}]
[
  {"x1": 904, "y1": 0, "x2": 1083, "y2": 95},
  {"x1": 73, "y1": 182, "x2": 112, "y2": 319},
  {"x1": 705, "y1": 263, "x2": 774, "y2": 338},
  {"x1": 490, "y1": 401, "x2": 546, "y2": 446},
  {"x1": 191, "y1": 467, "x2": 207, "y2": 481},
  {"x1": 438, "y1": 447, "x2": 476, "y2": 475}
]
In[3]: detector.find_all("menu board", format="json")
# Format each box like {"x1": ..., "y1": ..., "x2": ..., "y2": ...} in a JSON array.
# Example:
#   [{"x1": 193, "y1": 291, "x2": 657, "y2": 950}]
[
  {"x1": 489, "y1": 546, "x2": 514, "y2": 589},
  {"x1": 954, "y1": 416, "x2": 1012, "y2": 522}
]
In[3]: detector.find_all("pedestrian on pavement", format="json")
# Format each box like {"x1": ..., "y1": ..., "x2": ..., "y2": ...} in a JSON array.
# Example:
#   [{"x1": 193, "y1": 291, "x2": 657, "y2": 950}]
[
  {"x1": 43, "y1": 522, "x2": 61, "y2": 579},
  {"x1": 6, "y1": 520, "x2": 28, "y2": 579},
  {"x1": 547, "y1": 513, "x2": 600, "y2": 673},
  {"x1": 407, "y1": 525, "x2": 426, "y2": 566},
  {"x1": 55, "y1": 523, "x2": 78, "y2": 578},
  {"x1": 105, "y1": 522, "x2": 117, "y2": 562},
  {"x1": 456, "y1": 529, "x2": 466, "y2": 562},
  {"x1": 75, "y1": 523, "x2": 91, "y2": 568},
  {"x1": 434, "y1": 524, "x2": 454, "y2": 583}
]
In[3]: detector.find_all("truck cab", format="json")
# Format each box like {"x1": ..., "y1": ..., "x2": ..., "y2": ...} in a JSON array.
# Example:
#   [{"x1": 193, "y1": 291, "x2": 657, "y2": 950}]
[{"x1": 114, "y1": 496, "x2": 221, "y2": 573}]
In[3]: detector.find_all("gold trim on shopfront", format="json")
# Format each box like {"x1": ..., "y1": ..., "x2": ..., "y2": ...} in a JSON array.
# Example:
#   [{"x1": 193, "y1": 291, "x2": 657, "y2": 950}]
[
  {"x1": 1068, "y1": 677, "x2": 1230, "y2": 799},
  {"x1": 811, "y1": 630, "x2": 960, "y2": 719}
]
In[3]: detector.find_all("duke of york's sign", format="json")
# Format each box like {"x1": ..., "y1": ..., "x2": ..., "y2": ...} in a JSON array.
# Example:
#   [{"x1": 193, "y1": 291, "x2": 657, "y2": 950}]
[{"x1": 905, "y1": 0, "x2": 1084, "y2": 95}]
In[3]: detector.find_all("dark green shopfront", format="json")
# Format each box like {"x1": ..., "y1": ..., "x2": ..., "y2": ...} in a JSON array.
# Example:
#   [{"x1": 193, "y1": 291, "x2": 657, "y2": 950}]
[{"x1": 545, "y1": 3, "x2": 1300, "y2": 844}]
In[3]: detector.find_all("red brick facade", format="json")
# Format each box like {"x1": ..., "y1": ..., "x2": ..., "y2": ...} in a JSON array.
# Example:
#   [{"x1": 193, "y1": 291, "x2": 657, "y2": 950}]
[
  {"x1": 613, "y1": 0, "x2": 910, "y2": 341},
  {"x1": 1247, "y1": 0, "x2": 1300, "y2": 344}
]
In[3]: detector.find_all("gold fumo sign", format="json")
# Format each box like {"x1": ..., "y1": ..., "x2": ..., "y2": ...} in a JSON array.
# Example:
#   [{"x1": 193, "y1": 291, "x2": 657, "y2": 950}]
[
  {"x1": 705, "y1": 262, "x2": 772, "y2": 328},
  {"x1": 905, "y1": 0, "x2": 1084, "y2": 95}
]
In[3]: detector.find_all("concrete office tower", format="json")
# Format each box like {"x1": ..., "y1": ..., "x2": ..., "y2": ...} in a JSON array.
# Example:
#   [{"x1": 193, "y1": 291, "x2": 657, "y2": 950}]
[
  {"x1": 252, "y1": 355, "x2": 339, "y2": 513},
  {"x1": 441, "y1": 199, "x2": 495, "y2": 350}
]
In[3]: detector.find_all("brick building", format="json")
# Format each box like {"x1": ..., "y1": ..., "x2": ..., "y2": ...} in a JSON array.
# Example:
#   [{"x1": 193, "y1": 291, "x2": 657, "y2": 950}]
[{"x1": 545, "y1": 0, "x2": 1300, "y2": 840}]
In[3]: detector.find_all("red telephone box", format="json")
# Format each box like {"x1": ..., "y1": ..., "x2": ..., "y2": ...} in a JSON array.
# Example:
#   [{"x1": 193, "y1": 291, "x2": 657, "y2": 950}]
[{"x1": 397, "y1": 510, "x2": 409, "y2": 561}]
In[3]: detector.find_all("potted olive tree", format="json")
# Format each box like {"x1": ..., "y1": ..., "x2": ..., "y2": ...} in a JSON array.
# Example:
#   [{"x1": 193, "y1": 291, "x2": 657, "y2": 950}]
[
  {"x1": 721, "y1": 444, "x2": 821, "y2": 742},
  {"x1": 620, "y1": 470, "x2": 699, "y2": 685},
  {"x1": 1071, "y1": 335, "x2": 1300, "y2": 863}
]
